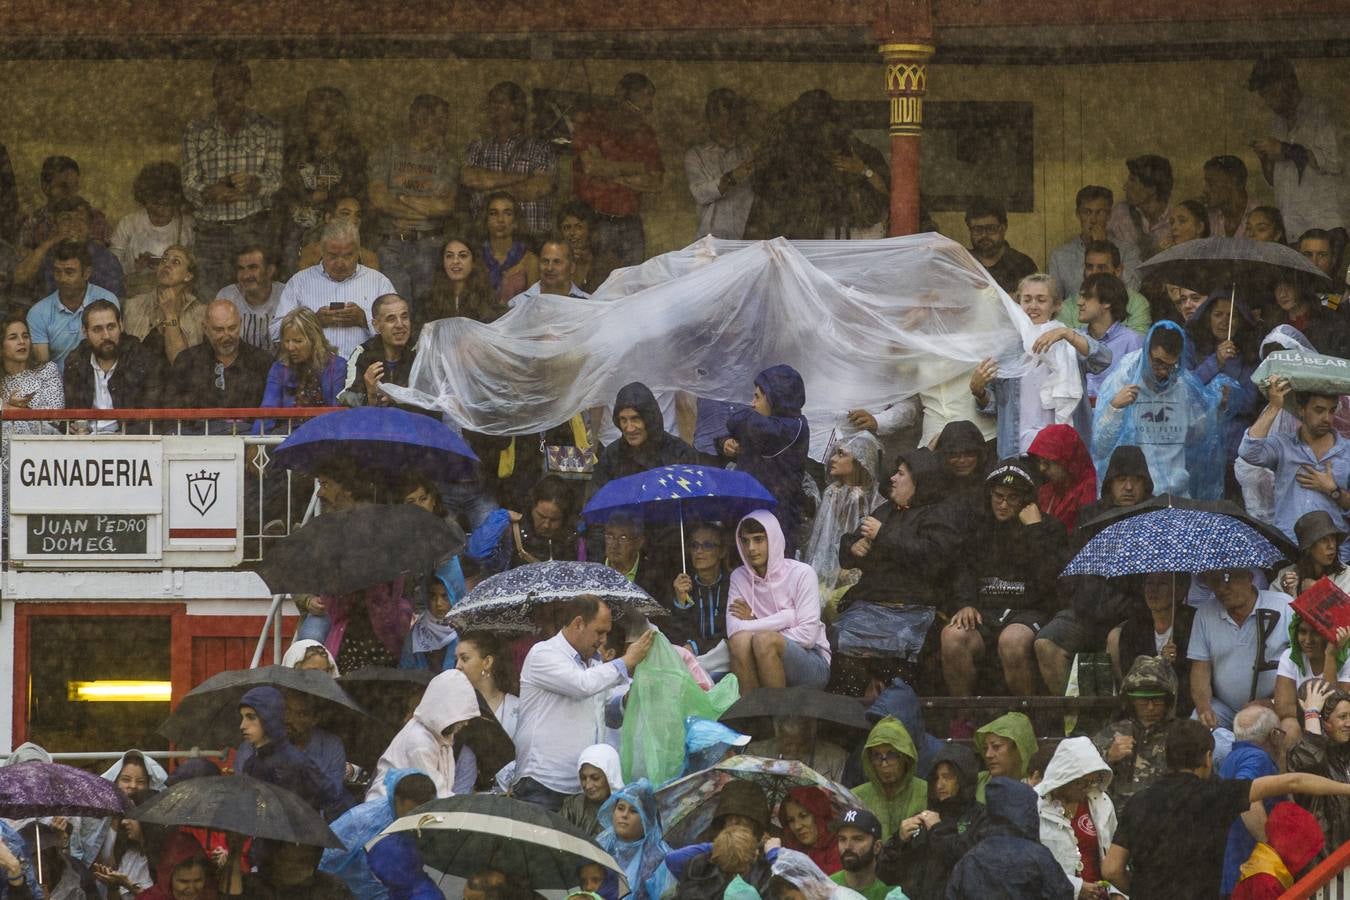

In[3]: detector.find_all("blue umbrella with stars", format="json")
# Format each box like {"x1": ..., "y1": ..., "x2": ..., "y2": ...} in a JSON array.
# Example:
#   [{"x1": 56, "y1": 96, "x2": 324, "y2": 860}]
[
  {"x1": 581, "y1": 464, "x2": 777, "y2": 571},
  {"x1": 1064, "y1": 494, "x2": 1295, "y2": 578}
]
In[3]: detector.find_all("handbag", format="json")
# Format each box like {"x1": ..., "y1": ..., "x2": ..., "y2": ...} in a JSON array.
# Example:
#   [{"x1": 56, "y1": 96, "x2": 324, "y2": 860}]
[{"x1": 540, "y1": 414, "x2": 597, "y2": 480}]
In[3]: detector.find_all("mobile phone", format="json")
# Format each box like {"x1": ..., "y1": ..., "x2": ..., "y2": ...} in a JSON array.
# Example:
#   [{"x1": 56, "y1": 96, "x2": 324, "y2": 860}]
[{"x1": 328, "y1": 301, "x2": 345, "y2": 310}]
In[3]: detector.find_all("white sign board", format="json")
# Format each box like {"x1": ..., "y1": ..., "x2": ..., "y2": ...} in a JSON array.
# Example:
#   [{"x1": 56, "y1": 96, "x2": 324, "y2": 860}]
[
  {"x1": 10, "y1": 438, "x2": 162, "y2": 513},
  {"x1": 8, "y1": 435, "x2": 245, "y2": 567}
]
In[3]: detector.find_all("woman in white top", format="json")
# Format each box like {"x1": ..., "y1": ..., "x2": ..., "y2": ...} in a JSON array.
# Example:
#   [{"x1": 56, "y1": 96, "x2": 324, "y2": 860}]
[
  {"x1": 454, "y1": 630, "x2": 519, "y2": 738},
  {"x1": 1275, "y1": 613, "x2": 1350, "y2": 744}
]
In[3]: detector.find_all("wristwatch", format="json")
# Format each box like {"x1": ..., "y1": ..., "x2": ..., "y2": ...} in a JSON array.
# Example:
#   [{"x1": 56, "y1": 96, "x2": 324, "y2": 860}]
[
  {"x1": 1332, "y1": 488, "x2": 1343, "y2": 501},
  {"x1": 862, "y1": 167, "x2": 875, "y2": 180}
]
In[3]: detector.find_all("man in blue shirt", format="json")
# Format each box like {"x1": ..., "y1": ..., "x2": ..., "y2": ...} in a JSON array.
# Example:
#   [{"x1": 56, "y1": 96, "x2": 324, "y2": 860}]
[
  {"x1": 25, "y1": 238, "x2": 119, "y2": 370},
  {"x1": 1218, "y1": 704, "x2": 1284, "y2": 897},
  {"x1": 1076, "y1": 272, "x2": 1143, "y2": 407},
  {"x1": 1239, "y1": 375, "x2": 1350, "y2": 545}
]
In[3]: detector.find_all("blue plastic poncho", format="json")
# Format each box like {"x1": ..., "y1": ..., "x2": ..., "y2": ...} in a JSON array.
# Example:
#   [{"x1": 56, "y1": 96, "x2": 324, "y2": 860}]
[
  {"x1": 595, "y1": 779, "x2": 672, "y2": 900},
  {"x1": 680, "y1": 717, "x2": 750, "y2": 779},
  {"x1": 400, "y1": 557, "x2": 464, "y2": 671},
  {"x1": 1091, "y1": 320, "x2": 1235, "y2": 499},
  {"x1": 319, "y1": 767, "x2": 427, "y2": 900}
]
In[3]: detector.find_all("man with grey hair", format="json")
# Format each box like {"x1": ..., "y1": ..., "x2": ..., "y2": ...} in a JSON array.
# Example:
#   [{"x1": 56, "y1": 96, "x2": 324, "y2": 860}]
[
  {"x1": 1217, "y1": 702, "x2": 1284, "y2": 896},
  {"x1": 271, "y1": 220, "x2": 395, "y2": 357},
  {"x1": 746, "y1": 715, "x2": 847, "y2": 784}
]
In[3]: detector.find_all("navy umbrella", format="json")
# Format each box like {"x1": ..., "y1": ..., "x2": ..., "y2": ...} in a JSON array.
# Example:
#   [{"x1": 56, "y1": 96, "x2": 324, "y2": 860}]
[
  {"x1": 448, "y1": 561, "x2": 665, "y2": 632},
  {"x1": 1064, "y1": 502, "x2": 1292, "y2": 578},
  {"x1": 271, "y1": 406, "x2": 478, "y2": 482},
  {"x1": 581, "y1": 464, "x2": 776, "y2": 570}
]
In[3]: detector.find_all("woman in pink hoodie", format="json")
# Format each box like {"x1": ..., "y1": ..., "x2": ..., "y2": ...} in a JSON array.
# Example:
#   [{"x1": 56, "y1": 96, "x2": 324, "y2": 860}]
[{"x1": 727, "y1": 510, "x2": 831, "y2": 691}]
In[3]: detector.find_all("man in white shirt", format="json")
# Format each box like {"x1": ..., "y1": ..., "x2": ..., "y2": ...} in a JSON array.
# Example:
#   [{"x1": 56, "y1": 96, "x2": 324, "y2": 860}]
[
  {"x1": 1249, "y1": 56, "x2": 1345, "y2": 243},
  {"x1": 684, "y1": 88, "x2": 755, "y2": 240},
  {"x1": 508, "y1": 237, "x2": 590, "y2": 308},
  {"x1": 1189, "y1": 567, "x2": 1291, "y2": 731},
  {"x1": 512, "y1": 596, "x2": 654, "y2": 811},
  {"x1": 270, "y1": 221, "x2": 395, "y2": 358},
  {"x1": 215, "y1": 243, "x2": 282, "y2": 352}
]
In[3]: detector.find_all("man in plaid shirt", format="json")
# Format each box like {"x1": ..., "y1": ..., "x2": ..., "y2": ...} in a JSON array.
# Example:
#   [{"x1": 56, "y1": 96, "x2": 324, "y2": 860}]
[
  {"x1": 181, "y1": 59, "x2": 282, "y2": 302},
  {"x1": 461, "y1": 81, "x2": 558, "y2": 239}
]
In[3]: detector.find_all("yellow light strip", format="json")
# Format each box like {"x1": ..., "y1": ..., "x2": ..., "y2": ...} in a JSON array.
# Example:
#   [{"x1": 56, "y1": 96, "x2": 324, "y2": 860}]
[{"x1": 67, "y1": 681, "x2": 172, "y2": 703}]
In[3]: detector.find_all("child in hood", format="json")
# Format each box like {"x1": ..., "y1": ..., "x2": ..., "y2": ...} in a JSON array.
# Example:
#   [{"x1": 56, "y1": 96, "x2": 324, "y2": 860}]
[
  {"x1": 366, "y1": 668, "x2": 481, "y2": 800},
  {"x1": 236, "y1": 686, "x2": 351, "y2": 820},
  {"x1": 1232, "y1": 801, "x2": 1325, "y2": 899},
  {"x1": 720, "y1": 365, "x2": 810, "y2": 553}
]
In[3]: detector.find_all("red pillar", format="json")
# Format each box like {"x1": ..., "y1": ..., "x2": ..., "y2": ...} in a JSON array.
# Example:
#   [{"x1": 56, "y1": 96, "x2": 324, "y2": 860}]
[{"x1": 881, "y1": 41, "x2": 935, "y2": 236}]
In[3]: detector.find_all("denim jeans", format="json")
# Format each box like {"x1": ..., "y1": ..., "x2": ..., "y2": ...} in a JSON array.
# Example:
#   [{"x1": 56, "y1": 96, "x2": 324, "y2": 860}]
[
  {"x1": 441, "y1": 480, "x2": 499, "y2": 531},
  {"x1": 511, "y1": 776, "x2": 569, "y2": 812},
  {"x1": 379, "y1": 235, "x2": 444, "y2": 313}
]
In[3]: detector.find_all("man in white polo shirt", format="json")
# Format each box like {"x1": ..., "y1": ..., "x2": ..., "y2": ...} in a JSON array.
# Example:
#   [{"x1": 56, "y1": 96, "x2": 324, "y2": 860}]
[
  {"x1": 1189, "y1": 567, "x2": 1291, "y2": 731},
  {"x1": 270, "y1": 220, "x2": 394, "y2": 358}
]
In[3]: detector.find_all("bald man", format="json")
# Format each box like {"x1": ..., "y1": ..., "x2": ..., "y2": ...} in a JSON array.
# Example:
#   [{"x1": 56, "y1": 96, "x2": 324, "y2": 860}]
[{"x1": 168, "y1": 297, "x2": 273, "y2": 411}]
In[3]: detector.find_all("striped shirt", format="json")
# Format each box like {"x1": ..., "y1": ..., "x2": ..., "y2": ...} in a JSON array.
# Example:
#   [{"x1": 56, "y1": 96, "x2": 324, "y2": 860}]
[
  {"x1": 181, "y1": 110, "x2": 283, "y2": 223},
  {"x1": 216, "y1": 281, "x2": 284, "y2": 352},
  {"x1": 270, "y1": 264, "x2": 395, "y2": 358}
]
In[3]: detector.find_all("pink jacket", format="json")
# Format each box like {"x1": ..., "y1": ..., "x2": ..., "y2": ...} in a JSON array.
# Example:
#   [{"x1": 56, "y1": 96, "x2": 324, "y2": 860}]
[{"x1": 726, "y1": 510, "x2": 830, "y2": 660}]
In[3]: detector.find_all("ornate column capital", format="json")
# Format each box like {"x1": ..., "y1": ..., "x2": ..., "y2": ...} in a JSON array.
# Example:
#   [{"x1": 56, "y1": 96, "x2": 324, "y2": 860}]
[{"x1": 881, "y1": 42, "x2": 935, "y2": 137}]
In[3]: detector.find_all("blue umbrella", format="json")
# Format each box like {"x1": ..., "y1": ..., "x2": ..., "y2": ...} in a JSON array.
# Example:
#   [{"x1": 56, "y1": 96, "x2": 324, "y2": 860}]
[
  {"x1": 448, "y1": 561, "x2": 665, "y2": 632},
  {"x1": 1063, "y1": 506, "x2": 1290, "y2": 578},
  {"x1": 272, "y1": 407, "x2": 478, "y2": 482},
  {"x1": 581, "y1": 464, "x2": 776, "y2": 570}
]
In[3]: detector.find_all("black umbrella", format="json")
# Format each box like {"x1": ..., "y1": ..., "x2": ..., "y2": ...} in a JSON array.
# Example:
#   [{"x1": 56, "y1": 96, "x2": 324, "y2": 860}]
[
  {"x1": 1137, "y1": 235, "x2": 1329, "y2": 294},
  {"x1": 371, "y1": 794, "x2": 627, "y2": 893},
  {"x1": 718, "y1": 686, "x2": 871, "y2": 731},
  {"x1": 159, "y1": 665, "x2": 369, "y2": 749},
  {"x1": 331, "y1": 667, "x2": 433, "y2": 769},
  {"x1": 257, "y1": 505, "x2": 465, "y2": 596},
  {"x1": 131, "y1": 774, "x2": 342, "y2": 848},
  {"x1": 1076, "y1": 493, "x2": 1297, "y2": 562}
]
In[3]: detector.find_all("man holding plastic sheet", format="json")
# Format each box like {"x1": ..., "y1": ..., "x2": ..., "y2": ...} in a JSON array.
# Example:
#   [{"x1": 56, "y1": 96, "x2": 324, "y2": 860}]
[
  {"x1": 1240, "y1": 374, "x2": 1350, "y2": 551},
  {"x1": 1091, "y1": 320, "x2": 1234, "y2": 499},
  {"x1": 512, "y1": 596, "x2": 654, "y2": 811}
]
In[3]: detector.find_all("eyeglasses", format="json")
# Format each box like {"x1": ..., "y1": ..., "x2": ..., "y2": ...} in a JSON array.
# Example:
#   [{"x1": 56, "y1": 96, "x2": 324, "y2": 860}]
[
  {"x1": 969, "y1": 224, "x2": 1004, "y2": 236},
  {"x1": 213, "y1": 362, "x2": 226, "y2": 391},
  {"x1": 689, "y1": 541, "x2": 720, "y2": 551},
  {"x1": 605, "y1": 533, "x2": 635, "y2": 544},
  {"x1": 1129, "y1": 695, "x2": 1167, "y2": 705},
  {"x1": 868, "y1": 751, "x2": 902, "y2": 764}
]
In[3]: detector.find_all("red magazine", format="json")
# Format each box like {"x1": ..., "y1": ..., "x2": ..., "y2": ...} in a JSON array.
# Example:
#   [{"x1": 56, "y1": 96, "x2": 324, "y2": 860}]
[{"x1": 1291, "y1": 577, "x2": 1350, "y2": 643}]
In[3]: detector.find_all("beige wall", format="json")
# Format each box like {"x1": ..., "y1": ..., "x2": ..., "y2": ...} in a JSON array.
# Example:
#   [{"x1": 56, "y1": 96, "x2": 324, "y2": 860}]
[{"x1": 1, "y1": 54, "x2": 1337, "y2": 263}]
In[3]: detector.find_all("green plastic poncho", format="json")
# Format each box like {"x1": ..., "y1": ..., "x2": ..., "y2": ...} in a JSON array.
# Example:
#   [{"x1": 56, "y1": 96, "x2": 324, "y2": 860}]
[
  {"x1": 852, "y1": 716, "x2": 928, "y2": 841},
  {"x1": 620, "y1": 631, "x2": 740, "y2": 784},
  {"x1": 974, "y1": 711, "x2": 1039, "y2": 802}
]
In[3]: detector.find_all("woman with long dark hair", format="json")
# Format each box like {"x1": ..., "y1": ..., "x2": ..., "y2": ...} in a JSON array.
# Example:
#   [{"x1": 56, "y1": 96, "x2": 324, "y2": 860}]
[{"x1": 421, "y1": 236, "x2": 501, "y2": 322}]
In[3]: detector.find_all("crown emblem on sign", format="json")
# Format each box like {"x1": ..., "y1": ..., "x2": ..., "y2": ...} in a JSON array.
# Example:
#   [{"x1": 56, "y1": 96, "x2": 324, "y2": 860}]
[{"x1": 186, "y1": 469, "x2": 220, "y2": 516}]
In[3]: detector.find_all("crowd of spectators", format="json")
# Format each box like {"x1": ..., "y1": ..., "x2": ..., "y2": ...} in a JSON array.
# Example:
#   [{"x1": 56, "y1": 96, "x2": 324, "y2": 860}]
[{"x1": 4, "y1": 52, "x2": 1350, "y2": 900}]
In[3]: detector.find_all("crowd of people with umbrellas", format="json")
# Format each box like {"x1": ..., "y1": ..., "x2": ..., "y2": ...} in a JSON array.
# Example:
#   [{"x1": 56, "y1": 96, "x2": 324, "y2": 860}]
[{"x1": 17, "y1": 227, "x2": 1350, "y2": 898}]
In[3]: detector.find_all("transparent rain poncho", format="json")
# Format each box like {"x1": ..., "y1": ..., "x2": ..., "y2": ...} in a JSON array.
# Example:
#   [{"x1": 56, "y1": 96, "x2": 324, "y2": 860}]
[
  {"x1": 802, "y1": 431, "x2": 882, "y2": 596},
  {"x1": 386, "y1": 234, "x2": 1032, "y2": 459}
]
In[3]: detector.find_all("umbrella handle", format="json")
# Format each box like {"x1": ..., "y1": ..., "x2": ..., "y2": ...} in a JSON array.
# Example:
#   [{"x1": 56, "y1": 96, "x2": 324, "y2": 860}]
[
  {"x1": 681, "y1": 505, "x2": 687, "y2": 575},
  {"x1": 34, "y1": 826, "x2": 40, "y2": 889},
  {"x1": 1227, "y1": 281, "x2": 1236, "y2": 343}
]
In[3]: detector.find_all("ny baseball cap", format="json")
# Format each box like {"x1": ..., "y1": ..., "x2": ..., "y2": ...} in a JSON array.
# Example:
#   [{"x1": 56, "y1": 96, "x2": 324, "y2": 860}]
[{"x1": 830, "y1": 806, "x2": 882, "y2": 839}]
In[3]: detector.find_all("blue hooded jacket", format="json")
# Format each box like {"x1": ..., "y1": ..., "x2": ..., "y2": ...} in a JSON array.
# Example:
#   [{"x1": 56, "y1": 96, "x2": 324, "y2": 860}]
[
  {"x1": 237, "y1": 685, "x2": 352, "y2": 820},
  {"x1": 724, "y1": 365, "x2": 810, "y2": 550},
  {"x1": 366, "y1": 833, "x2": 442, "y2": 900},
  {"x1": 1091, "y1": 319, "x2": 1235, "y2": 499},
  {"x1": 320, "y1": 767, "x2": 427, "y2": 900},
  {"x1": 596, "y1": 779, "x2": 673, "y2": 900},
  {"x1": 945, "y1": 777, "x2": 1074, "y2": 900}
]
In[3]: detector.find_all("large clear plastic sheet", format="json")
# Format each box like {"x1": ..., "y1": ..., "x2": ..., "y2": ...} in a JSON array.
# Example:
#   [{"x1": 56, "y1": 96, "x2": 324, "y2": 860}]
[{"x1": 386, "y1": 234, "x2": 1032, "y2": 459}]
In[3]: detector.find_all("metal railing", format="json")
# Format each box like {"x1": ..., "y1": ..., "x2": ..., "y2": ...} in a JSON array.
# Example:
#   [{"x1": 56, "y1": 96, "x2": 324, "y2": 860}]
[
  {"x1": 1, "y1": 405, "x2": 338, "y2": 564},
  {"x1": 1282, "y1": 838, "x2": 1350, "y2": 899}
]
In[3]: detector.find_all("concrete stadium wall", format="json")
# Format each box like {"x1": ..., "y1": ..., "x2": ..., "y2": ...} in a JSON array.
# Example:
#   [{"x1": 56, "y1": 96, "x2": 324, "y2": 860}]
[{"x1": 1, "y1": 54, "x2": 1341, "y2": 267}]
